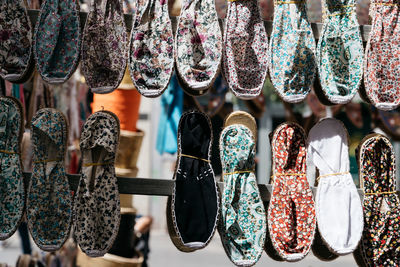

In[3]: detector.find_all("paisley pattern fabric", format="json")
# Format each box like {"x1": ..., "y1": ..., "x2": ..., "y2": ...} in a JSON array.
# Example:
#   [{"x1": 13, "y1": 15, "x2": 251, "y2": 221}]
[
  {"x1": 170, "y1": 111, "x2": 219, "y2": 251},
  {"x1": 0, "y1": 97, "x2": 25, "y2": 240},
  {"x1": 268, "y1": 122, "x2": 316, "y2": 262},
  {"x1": 364, "y1": 0, "x2": 400, "y2": 111},
  {"x1": 129, "y1": 0, "x2": 174, "y2": 97},
  {"x1": 34, "y1": 0, "x2": 81, "y2": 84},
  {"x1": 219, "y1": 124, "x2": 266, "y2": 266},
  {"x1": 0, "y1": 0, "x2": 33, "y2": 83},
  {"x1": 316, "y1": 0, "x2": 363, "y2": 104},
  {"x1": 81, "y1": 0, "x2": 128, "y2": 94},
  {"x1": 27, "y1": 108, "x2": 72, "y2": 252},
  {"x1": 307, "y1": 118, "x2": 363, "y2": 255},
  {"x1": 175, "y1": 0, "x2": 222, "y2": 94},
  {"x1": 357, "y1": 134, "x2": 400, "y2": 266},
  {"x1": 269, "y1": 0, "x2": 316, "y2": 103},
  {"x1": 74, "y1": 111, "x2": 120, "y2": 257},
  {"x1": 223, "y1": 0, "x2": 268, "y2": 100}
]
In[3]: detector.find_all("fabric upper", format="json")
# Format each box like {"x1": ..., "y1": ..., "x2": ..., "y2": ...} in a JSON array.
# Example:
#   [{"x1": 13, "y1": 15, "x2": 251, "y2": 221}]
[
  {"x1": 74, "y1": 111, "x2": 120, "y2": 257},
  {"x1": 172, "y1": 111, "x2": 219, "y2": 250},
  {"x1": 223, "y1": 0, "x2": 268, "y2": 100},
  {"x1": 358, "y1": 134, "x2": 400, "y2": 265},
  {"x1": 307, "y1": 118, "x2": 363, "y2": 255},
  {"x1": 219, "y1": 124, "x2": 266, "y2": 266},
  {"x1": 28, "y1": 108, "x2": 72, "y2": 251},
  {"x1": 129, "y1": 0, "x2": 174, "y2": 97},
  {"x1": 269, "y1": 0, "x2": 316, "y2": 103},
  {"x1": 364, "y1": 0, "x2": 400, "y2": 110},
  {"x1": 175, "y1": 0, "x2": 222, "y2": 92},
  {"x1": 268, "y1": 122, "x2": 316, "y2": 262},
  {"x1": 81, "y1": 0, "x2": 128, "y2": 94},
  {"x1": 316, "y1": 0, "x2": 363, "y2": 104},
  {"x1": 34, "y1": 0, "x2": 81, "y2": 84},
  {"x1": 0, "y1": 97, "x2": 25, "y2": 240},
  {"x1": 0, "y1": 0, "x2": 33, "y2": 82}
]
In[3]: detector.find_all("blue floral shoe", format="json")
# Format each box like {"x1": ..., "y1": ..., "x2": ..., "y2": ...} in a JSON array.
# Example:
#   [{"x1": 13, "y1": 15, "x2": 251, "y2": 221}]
[
  {"x1": 0, "y1": 96, "x2": 25, "y2": 240},
  {"x1": 27, "y1": 108, "x2": 72, "y2": 251},
  {"x1": 74, "y1": 111, "x2": 121, "y2": 257},
  {"x1": 34, "y1": 0, "x2": 81, "y2": 84}
]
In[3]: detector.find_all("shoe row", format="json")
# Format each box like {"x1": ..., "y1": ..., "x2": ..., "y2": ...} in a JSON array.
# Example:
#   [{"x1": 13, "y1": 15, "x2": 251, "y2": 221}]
[{"x1": 168, "y1": 110, "x2": 400, "y2": 266}]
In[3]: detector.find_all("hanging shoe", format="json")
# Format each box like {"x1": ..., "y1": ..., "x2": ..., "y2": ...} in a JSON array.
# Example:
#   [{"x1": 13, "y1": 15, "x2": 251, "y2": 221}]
[
  {"x1": 0, "y1": 96, "x2": 25, "y2": 240},
  {"x1": 269, "y1": 0, "x2": 316, "y2": 103},
  {"x1": 81, "y1": 0, "x2": 128, "y2": 94},
  {"x1": 74, "y1": 111, "x2": 121, "y2": 257},
  {"x1": 27, "y1": 108, "x2": 72, "y2": 251},
  {"x1": 34, "y1": 0, "x2": 81, "y2": 84},
  {"x1": 129, "y1": 0, "x2": 174, "y2": 97},
  {"x1": 0, "y1": 0, "x2": 34, "y2": 83},
  {"x1": 268, "y1": 122, "x2": 315, "y2": 261}
]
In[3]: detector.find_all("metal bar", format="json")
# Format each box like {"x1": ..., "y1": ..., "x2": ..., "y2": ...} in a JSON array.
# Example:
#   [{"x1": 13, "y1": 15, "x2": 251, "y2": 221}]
[{"x1": 27, "y1": 10, "x2": 372, "y2": 41}]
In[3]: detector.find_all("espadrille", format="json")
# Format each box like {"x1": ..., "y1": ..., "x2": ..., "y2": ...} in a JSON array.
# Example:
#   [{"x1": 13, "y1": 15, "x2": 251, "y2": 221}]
[
  {"x1": 175, "y1": 0, "x2": 222, "y2": 94},
  {"x1": 307, "y1": 118, "x2": 363, "y2": 255},
  {"x1": 129, "y1": 0, "x2": 174, "y2": 97},
  {"x1": 219, "y1": 111, "x2": 266, "y2": 266},
  {"x1": 33, "y1": 0, "x2": 81, "y2": 84},
  {"x1": 268, "y1": 122, "x2": 315, "y2": 262},
  {"x1": 363, "y1": 0, "x2": 400, "y2": 111},
  {"x1": 269, "y1": 0, "x2": 316, "y2": 103},
  {"x1": 74, "y1": 111, "x2": 121, "y2": 257},
  {"x1": 0, "y1": 96, "x2": 25, "y2": 240},
  {"x1": 81, "y1": 0, "x2": 128, "y2": 94},
  {"x1": 0, "y1": 0, "x2": 34, "y2": 83},
  {"x1": 167, "y1": 111, "x2": 219, "y2": 251},
  {"x1": 27, "y1": 108, "x2": 72, "y2": 251},
  {"x1": 355, "y1": 134, "x2": 400, "y2": 266},
  {"x1": 316, "y1": 0, "x2": 363, "y2": 105},
  {"x1": 223, "y1": 0, "x2": 268, "y2": 100}
]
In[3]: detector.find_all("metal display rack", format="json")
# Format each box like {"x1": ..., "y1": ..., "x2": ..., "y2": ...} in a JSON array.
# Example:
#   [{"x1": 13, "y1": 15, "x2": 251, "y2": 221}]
[{"x1": 24, "y1": 9, "x2": 376, "y2": 199}]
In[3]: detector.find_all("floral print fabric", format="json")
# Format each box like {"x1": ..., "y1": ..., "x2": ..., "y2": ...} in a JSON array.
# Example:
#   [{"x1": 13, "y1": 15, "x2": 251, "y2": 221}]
[
  {"x1": 269, "y1": 0, "x2": 316, "y2": 103},
  {"x1": 175, "y1": 0, "x2": 222, "y2": 93},
  {"x1": 129, "y1": 0, "x2": 174, "y2": 97},
  {"x1": 0, "y1": 97, "x2": 25, "y2": 240},
  {"x1": 81, "y1": 0, "x2": 128, "y2": 94},
  {"x1": 357, "y1": 134, "x2": 400, "y2": 266},
  {"x1": 223, "y1": 0, "x2": 268, "y2": 100},
  {"x1": 28, "y1": 108, "x2": 72, "y2": 251},
  {"x1": 219, "y1": 125, "x2": 266, "y2": 266},
  {"x1": 34, "y1": 0, "x2": 81, "y2": 84},
  {"x1": 74, "y1": 111, "x2": 120, "y2": 257},
  {"x1": 268, "y1": 122, "x2": 316, "y2": 262},
  {"x1": 364, "y1": 0, "x2": 400, "y2": 111},
  {"x1": 0, "y1": 0, "x2": 33, "y2": 83},
  {"x1": 316, "y1": 0, "x2": 363, "y2": 104}
]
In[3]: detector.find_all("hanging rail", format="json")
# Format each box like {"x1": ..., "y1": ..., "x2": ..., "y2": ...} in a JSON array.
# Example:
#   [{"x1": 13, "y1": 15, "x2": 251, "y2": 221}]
[{"x1": 27, "y1": 9, "x2": 372, "y2": 41}]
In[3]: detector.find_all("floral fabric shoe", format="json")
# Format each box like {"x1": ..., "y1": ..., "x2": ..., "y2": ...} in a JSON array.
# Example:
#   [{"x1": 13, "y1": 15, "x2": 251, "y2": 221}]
[
  {"x1": 0, "y1": 96, "x2": 25, "y2": 240},
  {"x1": 0, "y1": 0, "x2": 34, "y2": 83},
  {"x1": 74, "y1": 111, "x2": 120, "y2": 257},
  {"x1": 316, "y1": 0, "x2": 363, "y2": 105},
  {"x1": 219, "y1": 112, "x2": 266, "y2": 266},
  {"x1": 268, "y1": 122, "x2": 316, "y2": 262},
  {"x1": 363, "y1": 0, "x2": 400, "y2": 111},
  {"x1": 356, "y1": 134, "x2": 400, "y2": 265},
  {"x1": 129, "y1": 0, "x2": 174, "y2": 98},
  {"x1": 81, "y1": 0, "x2": 128, "y2": 94},
  {"x1": 269, "y1": 0, "x2": 316, "y2": 103},
  {"x1": 34, "y1": 0, "x2": 81, "y2": 84},
  {"x1": 168, "y1": 111, "x2": 219, "y2": 251},
  {"x1": 223, "y1": 0, "x2": 268, "y2": 100},
  {"x1": 27, "y1": 108, "x2": 72, "y2": 251},
  {"x1": 307, "y1": 118, "x2": 363, "y2": 255},
  {"x1": 175, "y1": 0, "x2": 222, "y2": 95}
]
